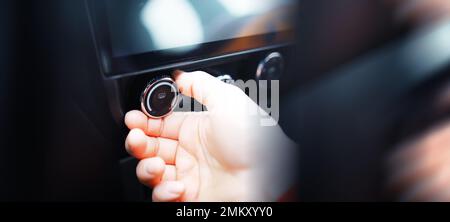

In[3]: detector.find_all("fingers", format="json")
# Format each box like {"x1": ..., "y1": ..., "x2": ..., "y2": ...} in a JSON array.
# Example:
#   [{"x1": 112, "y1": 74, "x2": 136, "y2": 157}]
[
  {"x1": 125, "y1": 110, "x2": 188, "y2": 140},
  {"x1": 136, "y1": 157, "x2": 185, "y2": 202},
  {"x1": 152, "y1": 181, "x2": 185, "y2": 202},
  {"x1": 124, "y1": 110, "x2": 148, "y2": 132},
  {"x1": 389, "y1": 147, "x2": 450, "y2": 201},
  {"x1": 156, "y1": 138, "x2": 178, "y2": 165},
  {"x1": 408, "y1": 165, "x2": 450, "y2": 201},
  {"x1": 387, "y1": 122, "x2": 450, "y2": 201},
  {"x1": 125, "y1": 128, "x2": 178, "y2": 164},
  {"x1": 136, "y1": 157, "x2": 178, "y2": 186},
  {"x1": 173, "y1": 70, "x2": 229, "y2": 110},
  {"x1": 125, "y1": 129, "x2": 157, "y2": 159},
  {"x1": 147, "y1": 112, "x2": 188, "y2": 139},
  {"x1": 162, "y1": 165, "x2": 177, "y2": 181},
  {"x1": 136, "y1": 157, "x2": 165, "y2": 187},
  {"x1": 125, "y1": 70, "x2": 244, "y2": 139}
]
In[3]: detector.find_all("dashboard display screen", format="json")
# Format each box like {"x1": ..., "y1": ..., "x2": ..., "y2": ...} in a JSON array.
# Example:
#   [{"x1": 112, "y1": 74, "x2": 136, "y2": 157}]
[
  {"x1": 88, "y1": 0, "x2": 296, "y2": 76},
  {"x1": 106, "y1": 0, "x2": 295, "y2": 57}
]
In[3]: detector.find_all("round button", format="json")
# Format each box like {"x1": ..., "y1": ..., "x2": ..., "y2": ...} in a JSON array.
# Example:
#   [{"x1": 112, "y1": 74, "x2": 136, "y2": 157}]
[
  {"x1": 216, "y1": 74, "x2": 234, "y2": 84},
  {"x1": 140, "y1": 77, "x2": 180, "y2": 119},
  {"x1": 256, "y1": 52, "x2": 284, "y2": 81}
]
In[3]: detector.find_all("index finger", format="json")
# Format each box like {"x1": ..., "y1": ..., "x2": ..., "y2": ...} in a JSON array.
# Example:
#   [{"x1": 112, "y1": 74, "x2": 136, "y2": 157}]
[{"x1": 173, "y1": 70, "x2": 229, "y2": 111}]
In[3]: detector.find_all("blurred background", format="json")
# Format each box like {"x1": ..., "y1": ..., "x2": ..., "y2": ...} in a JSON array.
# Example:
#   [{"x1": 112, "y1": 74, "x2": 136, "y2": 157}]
[{"x1": 1, "y1": 0, "x2": 450, "y2": 201}]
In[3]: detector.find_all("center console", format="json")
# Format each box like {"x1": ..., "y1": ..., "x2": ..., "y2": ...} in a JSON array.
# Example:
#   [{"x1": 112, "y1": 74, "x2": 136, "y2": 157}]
[{"x1": 87, "y1": 0, "x2": 297, "y2": 125}]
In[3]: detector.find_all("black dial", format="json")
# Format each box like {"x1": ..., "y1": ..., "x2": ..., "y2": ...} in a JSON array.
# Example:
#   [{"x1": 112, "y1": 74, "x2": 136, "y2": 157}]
[
  {"x1": 140, "y1": 77, "x2": 180, "y2": 118},
  {"x1": 256, "y1": 52, "x2": 284, "y2": 81}
]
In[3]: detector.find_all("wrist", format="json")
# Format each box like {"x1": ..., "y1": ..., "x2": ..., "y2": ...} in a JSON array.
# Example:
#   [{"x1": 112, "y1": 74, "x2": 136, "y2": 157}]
[{"x1": 252, "y1": 125, "x2": 299, "y2": 201}]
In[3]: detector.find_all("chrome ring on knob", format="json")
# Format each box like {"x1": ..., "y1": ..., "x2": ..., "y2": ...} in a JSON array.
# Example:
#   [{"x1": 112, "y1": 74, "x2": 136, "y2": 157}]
[{"x1": 140, "y1": 77, "x2": 180, "y2": 119}]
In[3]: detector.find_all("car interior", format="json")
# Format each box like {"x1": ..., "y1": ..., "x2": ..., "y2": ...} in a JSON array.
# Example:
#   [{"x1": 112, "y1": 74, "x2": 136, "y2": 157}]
[{"x1": 1, "y1": 0, "x2": 450, "y2": 201}]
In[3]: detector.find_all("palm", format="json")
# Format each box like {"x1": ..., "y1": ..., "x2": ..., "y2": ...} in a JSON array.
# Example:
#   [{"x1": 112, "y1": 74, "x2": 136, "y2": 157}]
[{"x1": 169, "y1": 112, "x2": 253, "y2": 201}]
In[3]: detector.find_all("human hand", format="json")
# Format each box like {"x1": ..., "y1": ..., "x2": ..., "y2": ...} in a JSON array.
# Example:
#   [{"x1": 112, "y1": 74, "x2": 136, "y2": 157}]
[
  {"x1": 388, "y1": 120, "x2": 450, "y2": 201},
  {"x1": 124, "y1": 70, "x2": 295, "y2": 202}
]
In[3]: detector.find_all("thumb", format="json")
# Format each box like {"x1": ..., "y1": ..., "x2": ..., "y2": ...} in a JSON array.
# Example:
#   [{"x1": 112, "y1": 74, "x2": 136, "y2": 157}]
[{"x1": 173, "y1": 70, "x2": 232, "y2": 111}]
